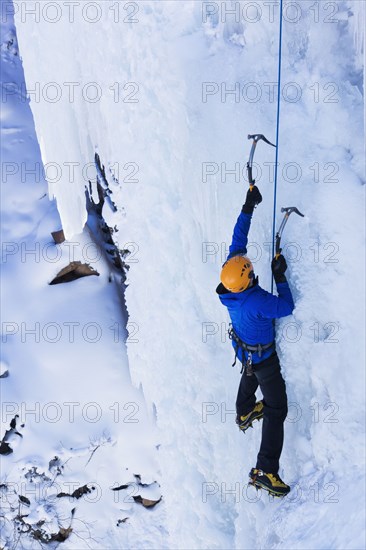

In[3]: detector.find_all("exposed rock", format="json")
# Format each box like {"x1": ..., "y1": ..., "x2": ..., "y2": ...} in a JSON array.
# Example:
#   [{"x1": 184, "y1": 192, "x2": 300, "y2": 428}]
[
  {"x1": 84, "y1": 153, "x2": 130, "y2": 282},
  {"x1": 57, "y1": 484, "x2": 94, "y2": 499},
  {"x1": 0, "y1": 441, "x2": 13, "y2": 455},
  {"x1": 117, "y1": 517, "x2": 129, "y2": 526},
  {"x1": 0, "y1": 360, "x2": 9, "y2": 378},
  {"x1": 49, "y1": 261, "x2": 99, "y2": 285},
  {"x1": 0, "y1": 415, "x2": 23, "y2": 454},
  {"x1": 111, "y1": 484, "x2": 129, "y2": 491},
  {"x1": 112, "y1": 476, "x2": 162, "y2": 508},
  {"x1": 48, "y1": 456, "x2": 63, "y2": 475},
  {"x1": 51, "y1": 229, "x2": 65, "y2": 244},
  {"x1": 19, "y1": 495, "x2": 31, "y2": 506},
  {"x1": 49, "y1": 526, "x2": 73, "y2": 542},
  {"x1": 24, "y1": 466, "x2": 51, "y2": 483},
  {"x1": 133, "y1": 495, "x2": 162, "y2": 508}
]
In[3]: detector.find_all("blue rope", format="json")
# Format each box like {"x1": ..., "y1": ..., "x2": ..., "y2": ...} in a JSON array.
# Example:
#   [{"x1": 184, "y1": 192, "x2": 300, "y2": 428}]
[{"x1": 271, "y1": 0, "x2": 284, "y2": 294}]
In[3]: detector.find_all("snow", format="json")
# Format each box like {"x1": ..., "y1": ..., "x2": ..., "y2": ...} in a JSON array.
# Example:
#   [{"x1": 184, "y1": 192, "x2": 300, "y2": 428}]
[
  {"x1": 1, "y1": 0, "x2": 365, "y2": 549},
  {"x1": 1, "y1": 3, "x2": 164, "y2": 548}
]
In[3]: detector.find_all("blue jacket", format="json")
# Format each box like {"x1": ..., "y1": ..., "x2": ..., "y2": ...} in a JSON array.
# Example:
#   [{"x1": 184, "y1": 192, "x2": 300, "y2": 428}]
[{"x1": 217, "y1": 211, "x2": 295, "y2": 364}]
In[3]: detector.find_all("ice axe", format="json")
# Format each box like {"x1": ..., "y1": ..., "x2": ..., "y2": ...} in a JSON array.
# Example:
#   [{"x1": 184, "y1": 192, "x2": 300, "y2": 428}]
[
  {"x1": 247, "y1": 134, "x2": 276, "y2": 191},
  {"x1": 275, "y1": 207, "x2": 304, "y2": 258}
]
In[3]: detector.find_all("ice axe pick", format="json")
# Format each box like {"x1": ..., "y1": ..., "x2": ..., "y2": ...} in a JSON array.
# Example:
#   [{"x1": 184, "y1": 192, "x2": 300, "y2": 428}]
[
  {"x1": 247, "y1": 134, "x2": 276, "y2": 192},
  {"x1": 275, "y1": 207, "x2": 304, "y2": 258}
]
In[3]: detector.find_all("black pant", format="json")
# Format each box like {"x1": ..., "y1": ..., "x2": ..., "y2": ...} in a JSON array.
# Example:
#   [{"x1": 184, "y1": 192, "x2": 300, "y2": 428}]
[{"x1": 236, "y1": 352, "x2": 287, "y2": 474}]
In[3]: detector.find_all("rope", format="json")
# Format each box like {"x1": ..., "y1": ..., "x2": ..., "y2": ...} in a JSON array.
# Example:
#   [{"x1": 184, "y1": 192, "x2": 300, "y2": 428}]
[{"x1": 271, "y1": 0, "x2": 284, "y2": 294}]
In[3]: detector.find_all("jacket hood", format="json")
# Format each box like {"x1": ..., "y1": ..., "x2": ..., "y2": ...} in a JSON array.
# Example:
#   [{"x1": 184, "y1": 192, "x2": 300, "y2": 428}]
[{"x1": 216, "y1": 276, "x2": 259, "y2": 296}]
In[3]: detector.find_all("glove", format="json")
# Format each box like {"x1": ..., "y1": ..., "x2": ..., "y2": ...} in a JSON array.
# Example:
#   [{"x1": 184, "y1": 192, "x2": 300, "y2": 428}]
[
  {"x1": 242, "y1": 186, "x2": 262, "y2": 214},
  {"x1": 271, "y1": 254, "x2": 288, "y2": 283}
]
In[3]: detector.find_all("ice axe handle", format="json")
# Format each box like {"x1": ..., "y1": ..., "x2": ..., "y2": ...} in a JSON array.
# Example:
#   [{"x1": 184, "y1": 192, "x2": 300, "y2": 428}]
[
  {"x1": 246, "y1": 162, "x2": 254, "y2": 189},
  {"x1": 275, "y1": 207, "x2": 304, "y2": 259},
  {"x1": 275, "y1": 235, "x2": 282, "y2": 259}
]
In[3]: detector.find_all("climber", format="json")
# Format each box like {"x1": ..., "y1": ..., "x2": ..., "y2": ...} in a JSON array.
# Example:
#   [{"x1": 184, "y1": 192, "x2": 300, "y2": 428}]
[{"x1": 216, "y1": 185, "x2": 295, "y2": 497}]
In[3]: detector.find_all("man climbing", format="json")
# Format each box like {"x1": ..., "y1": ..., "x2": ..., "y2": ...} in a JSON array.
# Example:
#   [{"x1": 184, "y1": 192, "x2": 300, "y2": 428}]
[{"x1": 216, "y1": 185, "x2": 295, "y2": 497}]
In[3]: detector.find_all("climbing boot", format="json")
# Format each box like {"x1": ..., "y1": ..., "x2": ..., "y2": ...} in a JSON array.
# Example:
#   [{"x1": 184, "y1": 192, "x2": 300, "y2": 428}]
[
  {"x1": 236, "y1": 400, "x2": 264, "y2": 432},
  {"x1": 248, "y1": 468, "x2": 290, "y2": 497}
]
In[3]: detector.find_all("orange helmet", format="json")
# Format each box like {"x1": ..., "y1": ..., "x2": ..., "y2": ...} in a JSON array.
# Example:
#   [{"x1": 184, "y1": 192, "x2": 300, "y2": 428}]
[{"x1": 220, "y1": 255, "x2": 254, "y2": 293}]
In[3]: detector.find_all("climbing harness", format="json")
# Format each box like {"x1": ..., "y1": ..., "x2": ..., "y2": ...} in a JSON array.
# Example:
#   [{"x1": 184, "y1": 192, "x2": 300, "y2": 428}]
[{"x1": 228, "y1": 325, "x2": 274, "y2": 376}]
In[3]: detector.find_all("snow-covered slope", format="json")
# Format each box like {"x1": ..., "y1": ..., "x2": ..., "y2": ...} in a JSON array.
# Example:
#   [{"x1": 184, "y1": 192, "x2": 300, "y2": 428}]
[
  {"x1": 3, "y1": 0, "x2": 365, "y2": 548},
  {"x1": 1, "y1": 4, "x2": 164, "y2": 548}
]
